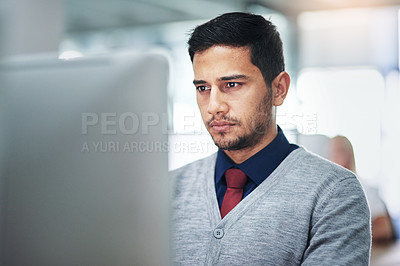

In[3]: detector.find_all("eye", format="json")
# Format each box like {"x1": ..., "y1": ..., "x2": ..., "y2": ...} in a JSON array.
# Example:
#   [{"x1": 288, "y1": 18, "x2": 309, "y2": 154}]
[
  {"x1": 226, "y1": 82, "x2": 241, "y2": 88},
  {"x1": 196, "y1": 85, "x2": 210, "y2": 92}
]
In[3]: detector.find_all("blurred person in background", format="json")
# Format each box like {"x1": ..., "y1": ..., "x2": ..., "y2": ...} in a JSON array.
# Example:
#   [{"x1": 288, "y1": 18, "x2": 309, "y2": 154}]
[{"x1": 329, "y1": 135, "x2": 396, "y2": 244}]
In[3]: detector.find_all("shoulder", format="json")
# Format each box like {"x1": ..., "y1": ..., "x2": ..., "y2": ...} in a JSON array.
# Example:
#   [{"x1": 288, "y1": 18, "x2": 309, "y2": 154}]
[
  {"x1": 285, "y1": 147, "x2": 367, "y2": 206},
  {"x1": 289, "y1": 147, "x2": 358, "y2": 182},
  {"x1": 169, "y1": 153, "x2": 217, "y2": 200},
  {"x1": 291, "y1": 147, "x2": 369, "y2": 214}
]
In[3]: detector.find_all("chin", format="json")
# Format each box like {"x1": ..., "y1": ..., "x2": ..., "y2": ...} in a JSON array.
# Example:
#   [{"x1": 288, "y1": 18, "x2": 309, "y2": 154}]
[
  {"x1": 210, "y1": 133, "x2": 234, "y2": 149},
  {"x1": 212, "y1": 134, "x2": 252, "y2": 151},
  {"x1": 212, "y1": 126, "x2": 270, "y2": 151}
]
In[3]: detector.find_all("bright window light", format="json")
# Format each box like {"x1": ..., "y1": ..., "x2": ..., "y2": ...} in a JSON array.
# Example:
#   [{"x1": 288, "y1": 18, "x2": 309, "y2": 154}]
[
  {"x1": 58, "y1": 50, "x2": 83, "y2": 60},
  {"x1": 297, "y1": 67, "x2": 384, "y2": 180}
]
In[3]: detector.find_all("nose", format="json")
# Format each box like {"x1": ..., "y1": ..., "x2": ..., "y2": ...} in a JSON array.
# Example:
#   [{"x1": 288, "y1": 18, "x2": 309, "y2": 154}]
[{"x1": 207, "y1": 88, "x2": 228, "y2": 117}]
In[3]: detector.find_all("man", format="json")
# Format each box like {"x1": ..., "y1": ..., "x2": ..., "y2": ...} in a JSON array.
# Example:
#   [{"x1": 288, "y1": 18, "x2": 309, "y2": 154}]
[
  {"x1": 171, "y1": 12, "x2": 371, "y2": 265},
  {"x1": 329, "y1": 135, "x2": 396, "y2": 244}
]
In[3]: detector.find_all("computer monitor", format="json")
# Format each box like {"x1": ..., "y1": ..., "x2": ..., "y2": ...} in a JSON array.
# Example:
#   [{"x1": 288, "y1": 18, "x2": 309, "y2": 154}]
[{"x1": 0, "y1": 51, "x2": 170, "y2": 265}]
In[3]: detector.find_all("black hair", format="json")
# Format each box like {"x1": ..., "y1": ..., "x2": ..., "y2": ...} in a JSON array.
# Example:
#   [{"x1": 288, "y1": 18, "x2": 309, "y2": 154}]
[{"x1": 188, "y1": 12, "x2": 285, "y2": 87}]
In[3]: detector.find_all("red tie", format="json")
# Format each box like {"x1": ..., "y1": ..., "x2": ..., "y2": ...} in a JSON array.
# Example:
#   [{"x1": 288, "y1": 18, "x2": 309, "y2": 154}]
[{"x1": 220, "y1": 168, "x2": 247, "y2": 219}]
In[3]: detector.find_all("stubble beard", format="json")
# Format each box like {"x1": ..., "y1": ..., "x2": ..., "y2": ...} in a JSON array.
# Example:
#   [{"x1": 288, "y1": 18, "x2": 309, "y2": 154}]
[{"x1": 208, "y1": 89, "x2": 273, "y2": 151}]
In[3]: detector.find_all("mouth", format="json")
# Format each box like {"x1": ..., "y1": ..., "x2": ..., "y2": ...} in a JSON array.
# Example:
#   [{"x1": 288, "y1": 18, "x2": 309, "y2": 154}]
[{"x1": 209, "y1": 121, "x2": 236, "y2": 133}]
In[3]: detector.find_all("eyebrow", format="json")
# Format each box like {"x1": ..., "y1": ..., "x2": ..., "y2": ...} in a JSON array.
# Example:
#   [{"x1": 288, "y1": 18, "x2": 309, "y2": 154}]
[
  {"x1": 193, "y1": 79, "x2": 206, "y2": 85},
  {"x1": 219, "y1": 74, "x2": 249, "y2": 81},
  {"x1": 193, "y1": 74, "x2": 249, "y2": 85}
]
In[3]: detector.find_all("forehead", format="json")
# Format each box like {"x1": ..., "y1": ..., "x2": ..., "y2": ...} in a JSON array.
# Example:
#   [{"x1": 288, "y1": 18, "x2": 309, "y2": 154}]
[
  {"x1": 192, "y1": 45, "x2": 260, "y2": 78},
  {"x1": 193, "y1": 45, "x2": 250, "y2": 65}
]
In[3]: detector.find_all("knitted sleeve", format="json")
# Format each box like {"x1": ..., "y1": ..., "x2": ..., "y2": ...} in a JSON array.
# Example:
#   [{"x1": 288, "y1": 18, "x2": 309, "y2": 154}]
[{"x1": 301, "y1": 176, "x2": 371, "y2": 265}]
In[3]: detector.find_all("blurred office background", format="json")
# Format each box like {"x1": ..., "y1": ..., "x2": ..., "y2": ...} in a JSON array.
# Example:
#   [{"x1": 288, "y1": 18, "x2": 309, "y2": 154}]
[{"x1": 1, "y1": 0, "x2": 400, "y2": 258}]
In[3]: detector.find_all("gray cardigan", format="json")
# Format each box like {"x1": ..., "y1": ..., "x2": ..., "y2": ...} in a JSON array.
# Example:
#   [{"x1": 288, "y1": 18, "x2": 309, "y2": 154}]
[{"x1": 171, "y1": 147, "x2": 371, "y2": 265}]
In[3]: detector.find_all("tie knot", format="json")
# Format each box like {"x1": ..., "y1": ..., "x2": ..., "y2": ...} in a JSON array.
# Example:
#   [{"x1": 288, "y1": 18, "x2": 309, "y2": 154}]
[{"x1": 224, "y1": 168, "x2": 247, "y2": 189}]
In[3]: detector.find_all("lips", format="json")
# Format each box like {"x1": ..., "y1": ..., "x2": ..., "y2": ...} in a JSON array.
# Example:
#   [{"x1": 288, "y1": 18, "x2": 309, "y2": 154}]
[{"x1": 209, "y1": 121, "x2": 236, "y2": 133}]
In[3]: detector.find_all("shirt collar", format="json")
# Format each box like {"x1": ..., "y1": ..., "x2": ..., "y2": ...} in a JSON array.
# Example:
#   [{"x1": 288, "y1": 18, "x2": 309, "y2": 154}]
[{"x1": 215, "y1": 126, "x2": 293, "y2": 185}]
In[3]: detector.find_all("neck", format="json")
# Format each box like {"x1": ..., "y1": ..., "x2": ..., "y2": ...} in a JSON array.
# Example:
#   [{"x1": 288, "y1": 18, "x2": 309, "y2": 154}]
[{"x1": 224, "y1": 124, "x2": 278, "y2": 164}]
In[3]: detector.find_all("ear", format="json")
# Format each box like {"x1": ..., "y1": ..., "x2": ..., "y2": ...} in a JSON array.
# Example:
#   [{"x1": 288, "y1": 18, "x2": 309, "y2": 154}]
[{"x1": 271, "y1": 71, "x2": 290, "y2": 106}]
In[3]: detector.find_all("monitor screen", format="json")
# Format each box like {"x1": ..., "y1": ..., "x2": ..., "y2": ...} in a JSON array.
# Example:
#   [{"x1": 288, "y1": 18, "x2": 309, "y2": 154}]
[{"x1": 0, "y1": 51, "x2": 170, "y2": 265}]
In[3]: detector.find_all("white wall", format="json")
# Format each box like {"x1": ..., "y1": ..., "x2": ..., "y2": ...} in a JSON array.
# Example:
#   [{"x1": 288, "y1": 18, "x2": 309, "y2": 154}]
[{"x1": 0, "y1": 0, "x2": 64, "y2": 57}]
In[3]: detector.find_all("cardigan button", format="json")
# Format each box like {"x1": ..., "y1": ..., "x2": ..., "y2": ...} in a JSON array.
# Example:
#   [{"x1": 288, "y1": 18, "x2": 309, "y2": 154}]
[{"x1": 213, "y1": 228, "x2": 224, "y2": 239}]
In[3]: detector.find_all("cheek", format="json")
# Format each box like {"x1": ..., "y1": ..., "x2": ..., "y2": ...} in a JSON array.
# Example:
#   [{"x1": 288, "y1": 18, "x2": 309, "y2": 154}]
[
  {"x1": 237, "y1": 98, "x2": 261, "y2": 117},
  {"x1": 196, "y1": 96, "x2": 209, "y2": 118},
  {"x1": 196, "y1": 97, "x2": 206, "y2": 111}
]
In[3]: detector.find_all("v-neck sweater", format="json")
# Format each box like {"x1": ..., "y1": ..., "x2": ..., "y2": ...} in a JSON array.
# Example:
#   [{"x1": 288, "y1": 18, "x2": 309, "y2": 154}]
[{"x1": 170, "y1": 147, "x2": 371, "y2": 265}]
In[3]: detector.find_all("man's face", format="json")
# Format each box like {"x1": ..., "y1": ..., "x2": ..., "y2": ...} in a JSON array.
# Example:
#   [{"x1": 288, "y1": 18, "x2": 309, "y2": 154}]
[{"x1": 193, "y1": 45, "x2": 274, "y2": 151}]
